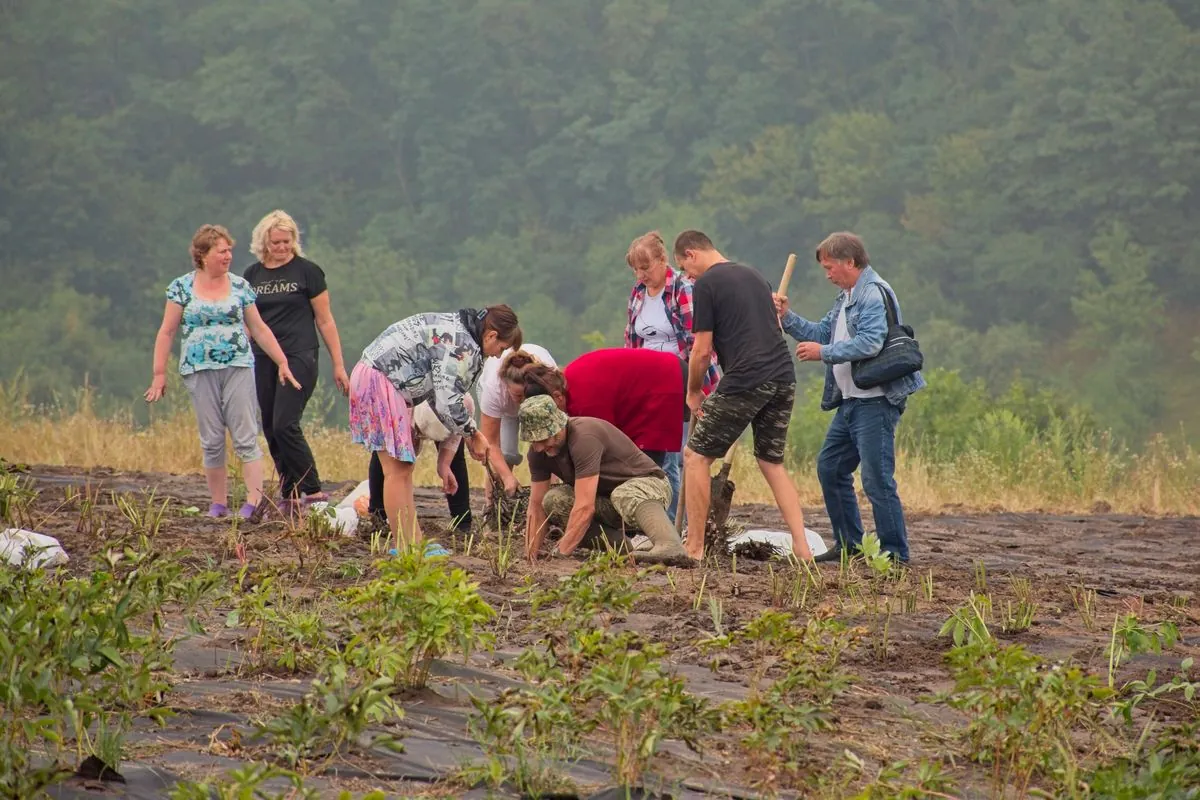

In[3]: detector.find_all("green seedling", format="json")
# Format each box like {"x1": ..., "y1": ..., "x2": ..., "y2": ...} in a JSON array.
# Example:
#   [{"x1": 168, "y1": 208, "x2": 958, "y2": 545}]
[
  {"x1": 709, "y1": 595, "x2": 725, "y2": 636},
  {"x1": 975, "y1": 559, "x2": 988, "y2": 592},
  {"x1": 0, "y1": 470, "x2": 37, "y2": 527},
  {"x1": 940, "y1": 640, "x2": 1113, "y2": 797},
  {"x1": 1106, "y1": 613, "x2": 1179, "y2": 688},
  {"x1": 1071, "y1": 584, "x2": 1098, "y2": 631},
  {"x1": 939, "y1": 591, "x2": 994, "y2": 647},
  {"x1": 342, "y1": 546, "x2": 495, "y2": 689}
]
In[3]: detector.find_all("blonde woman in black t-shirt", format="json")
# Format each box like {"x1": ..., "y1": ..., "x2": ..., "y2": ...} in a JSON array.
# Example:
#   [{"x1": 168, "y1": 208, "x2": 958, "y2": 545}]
[{"x1": 244, "y1": 210, "x2": 350, "y2": 514}]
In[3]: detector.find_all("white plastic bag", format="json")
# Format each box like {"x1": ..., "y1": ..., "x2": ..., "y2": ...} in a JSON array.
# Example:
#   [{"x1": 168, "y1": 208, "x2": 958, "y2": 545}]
[
  {"x1": 1, "y1": 529, "x2": 70, "y2": 568},
  {"x1": 726, "y1": 528, "x2": 829, "y2": 559},
  {"x1": 306, "y1": 502, "x2": 359, "y2": 538},
  {"x1": 336, "y1": 480, "x2": 371, "y2": 511}
]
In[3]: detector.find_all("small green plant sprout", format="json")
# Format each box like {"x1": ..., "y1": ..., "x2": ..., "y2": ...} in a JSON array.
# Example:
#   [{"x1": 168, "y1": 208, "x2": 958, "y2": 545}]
[
  {"x1": 974, "y1": 559, "x2": 988, "y2": 592},
  {"x1": 1111, "y1": 656, "x2": 1199, "y2": 726},
  {"x1": 692, "y1": 572, "x2": 707, "y2": 612},
  {"x1": 941, "y1": 641, "x2": 1114, "y2": 797},
  {"x1": 485, "y1": 515, "x2": 521, "y2": 579},
  {"x1": 254, "y1": 658, "x2": 402, "y2": 774},
  {"x1": 574, "y1": 632, "x2": 719, "y2": 790},
  {"x1": 1000, "y1": 576, "x2": 1038, "y2": 634},
  {"x1": 939, "y1": 591, "x2": 994, "y2": 647},
  {"x1": 0, "y1": 537, "x2": 223, "y2": 798},
  {"x1": 718, "y1": 614, "x2": 862, "y2": 793},
  {"x1": 859, "y1": 531, "x2": 894, "y2": 578},
  {"x1": 113, "y1": 490, "x2": 169, "y2": 537},
  {"x1": 849, "y1": 757, "x2": 958, "y2": 800},
  {"x1": 342, "y1": 546, "x2": 495, "y2": 689},
  {"x1": 168, "y1": 763, "x2": 321, "y2": 800},
  {"x1": 921, "y1": 568, "x2": 935, "y2": 602},
  {"x1": 790, "y1": 554, "x2": 826, "y2": 610},
  {"x1": 708, "y1": 595, "x2": 725, "y2": 636},
  {"x1": 463, "y1": 684, "x2": 582, "y2": 799},
  {"x1": 1106, "y1": 612, "x2": 1180, "y2": 687},
  {"x1": 0, "y1": 469, "x2": 38, "y2": 528},
  {"x1": 228, "y1": 574, "x2": 328, "y2": 674},
  {"x1": 524, "y1": 548, "x2": 645, "y2": 632},
  {"x1": 1079, "y1": 722, "x2": 1200, "y2": 799},
  {"x1": 1071, "y1": 584, "x2": 1098, "y2": 631},
  {"x1": 700, "y1": 609, "x2": 804, "y2": 695}
]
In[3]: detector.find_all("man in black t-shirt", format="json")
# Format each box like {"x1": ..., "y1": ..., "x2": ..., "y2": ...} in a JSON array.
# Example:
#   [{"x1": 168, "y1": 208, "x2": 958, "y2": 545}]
[{"x1": 674, "y1": 230, "x2": 813, "y2": 562}]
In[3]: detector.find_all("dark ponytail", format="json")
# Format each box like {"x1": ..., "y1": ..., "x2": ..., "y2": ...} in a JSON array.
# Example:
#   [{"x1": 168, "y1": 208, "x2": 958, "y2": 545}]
[{"x1": 483, "y1": 304, "x2": 522, "y2": 350}]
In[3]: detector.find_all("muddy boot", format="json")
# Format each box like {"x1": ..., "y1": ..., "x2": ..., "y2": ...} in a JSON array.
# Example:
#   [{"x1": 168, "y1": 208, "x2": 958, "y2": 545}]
[{"x1": 631, "y1": 501, "x2": 694, "y2": 567}]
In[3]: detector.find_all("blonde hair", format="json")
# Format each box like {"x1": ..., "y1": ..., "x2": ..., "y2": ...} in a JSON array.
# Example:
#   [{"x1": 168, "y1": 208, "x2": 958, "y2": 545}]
[
  {"x1": 626, "y1": 230, "x2": 668, "y2": 269},
  {"x1": 191, "y1": 224, "x2": 235, "y2": 269},
  {"x1": 250, "y1": 210, "x2": 304, "y2": 262}
]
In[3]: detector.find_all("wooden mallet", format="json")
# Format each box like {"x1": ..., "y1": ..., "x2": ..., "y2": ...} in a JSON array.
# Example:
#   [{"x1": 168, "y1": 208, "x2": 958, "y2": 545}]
[{"x1": 777, "y1": 252, "x2": 798, "y2": 323}]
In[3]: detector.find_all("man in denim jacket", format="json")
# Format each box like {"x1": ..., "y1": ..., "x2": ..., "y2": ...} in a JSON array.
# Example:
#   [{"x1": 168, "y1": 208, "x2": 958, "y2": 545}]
[{"x1": 775, "y1": 232, "x2": 925, "y2": 563}]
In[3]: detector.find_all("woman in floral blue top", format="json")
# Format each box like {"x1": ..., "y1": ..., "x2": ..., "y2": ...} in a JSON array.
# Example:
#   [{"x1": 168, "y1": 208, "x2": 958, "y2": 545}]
[{"x1": 146, "y1": 225, "x2": 299, "y2": 520}]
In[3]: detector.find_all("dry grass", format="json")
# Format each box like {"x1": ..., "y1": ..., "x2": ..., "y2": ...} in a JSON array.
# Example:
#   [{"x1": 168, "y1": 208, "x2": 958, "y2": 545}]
[{"x1": 1, "y1": 389, "x2": 1196, "y2": 515}]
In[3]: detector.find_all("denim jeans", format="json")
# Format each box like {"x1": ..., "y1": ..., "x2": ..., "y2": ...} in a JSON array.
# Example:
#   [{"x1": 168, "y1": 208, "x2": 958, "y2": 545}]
[
  {"x1": 661, "y1": 420, "x2": 689, "y2": 522},
  {"x1": 816, "y1": 397, "x2": 909, "y2": 561}
]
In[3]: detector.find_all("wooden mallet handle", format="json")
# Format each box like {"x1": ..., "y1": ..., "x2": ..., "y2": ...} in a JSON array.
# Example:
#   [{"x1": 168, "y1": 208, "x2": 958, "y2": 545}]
[{"x1": 778, "y1": 253, "x2": 798, "y2": 297}]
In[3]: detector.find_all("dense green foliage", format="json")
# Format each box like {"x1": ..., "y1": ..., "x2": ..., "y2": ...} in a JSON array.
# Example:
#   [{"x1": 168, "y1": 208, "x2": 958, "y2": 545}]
[{"x1": 2, "y1": 0, "x2": 1197, "y2": 440}]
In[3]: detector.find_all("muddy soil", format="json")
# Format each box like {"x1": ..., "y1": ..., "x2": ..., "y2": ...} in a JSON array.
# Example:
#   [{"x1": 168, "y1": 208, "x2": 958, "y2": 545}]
[{"x1": 11, "y1": 464, "x2": 1200, "y2": 799}]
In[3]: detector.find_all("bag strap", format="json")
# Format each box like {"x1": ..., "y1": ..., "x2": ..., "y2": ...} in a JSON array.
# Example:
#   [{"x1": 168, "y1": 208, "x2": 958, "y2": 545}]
[{"x1": 872, "y1": 282, "x2": 899, "y2": 327}]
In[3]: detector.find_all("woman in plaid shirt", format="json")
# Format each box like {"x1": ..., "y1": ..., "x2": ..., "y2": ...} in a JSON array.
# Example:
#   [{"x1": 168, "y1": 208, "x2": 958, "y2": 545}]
[{"x1": 625, "y1": 231, "x2": 720, "y2": 521}]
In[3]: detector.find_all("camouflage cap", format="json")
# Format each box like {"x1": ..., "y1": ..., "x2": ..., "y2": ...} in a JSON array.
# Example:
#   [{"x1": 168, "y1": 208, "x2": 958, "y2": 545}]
[{"x1": 518, "y1": 395, "x2": 568, "y2": 442}]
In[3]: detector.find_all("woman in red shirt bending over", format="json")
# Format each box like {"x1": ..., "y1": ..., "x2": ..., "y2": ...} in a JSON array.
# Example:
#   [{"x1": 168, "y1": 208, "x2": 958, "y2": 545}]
[{"x1": 510, "y1": 348, "x2": 688, "y2": 466}]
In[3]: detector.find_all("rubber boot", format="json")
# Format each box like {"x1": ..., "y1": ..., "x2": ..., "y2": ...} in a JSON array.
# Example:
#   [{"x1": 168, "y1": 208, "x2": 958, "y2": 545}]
[
  {"x1": 631, "y1": 501, "x2": 693, "y2": 567},
  {"x1": 580, "y1": 520, "x2": 628, "y2": 553}
]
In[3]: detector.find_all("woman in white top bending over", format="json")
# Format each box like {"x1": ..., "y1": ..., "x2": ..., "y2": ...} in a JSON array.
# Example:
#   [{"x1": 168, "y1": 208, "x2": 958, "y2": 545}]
[{"x1": 476, "y1": 343, "x2": 556, "y2": 501}]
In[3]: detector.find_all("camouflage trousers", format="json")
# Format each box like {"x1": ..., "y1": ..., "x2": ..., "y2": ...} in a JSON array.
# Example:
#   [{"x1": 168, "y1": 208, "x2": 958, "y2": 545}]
[
  {"x1": 543, "y1": 476, "x2": 672, "y2": 533},
  {"x1": 687, "y1": 380, "x2": 795, "y2": 464}
]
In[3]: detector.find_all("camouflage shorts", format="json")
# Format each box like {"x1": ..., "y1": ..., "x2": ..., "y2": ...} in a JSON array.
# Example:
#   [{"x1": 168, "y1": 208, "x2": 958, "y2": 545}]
[
  {"x1": 687, "y1": 381, "x2": 795, "y2": 464},
  {"x1": 543, "y1": 476, "x2": 672, "y2": 531}
]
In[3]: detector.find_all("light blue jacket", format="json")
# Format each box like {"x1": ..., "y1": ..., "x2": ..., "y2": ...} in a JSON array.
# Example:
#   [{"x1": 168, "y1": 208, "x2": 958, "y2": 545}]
[{"x1": 780, "y1": 266, "x2": 925, "y2": 410}]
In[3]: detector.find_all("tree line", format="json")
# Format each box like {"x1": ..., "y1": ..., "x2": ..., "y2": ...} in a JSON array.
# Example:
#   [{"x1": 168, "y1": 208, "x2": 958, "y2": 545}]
[{"x1": 1, "y1": 0, "x2": 1197, "y2": 442}]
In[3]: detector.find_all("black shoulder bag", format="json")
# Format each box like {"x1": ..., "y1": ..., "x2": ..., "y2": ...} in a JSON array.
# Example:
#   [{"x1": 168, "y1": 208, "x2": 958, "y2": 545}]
[{"x1": 850, "y1": 284, "x2": 924, "y2": 390}]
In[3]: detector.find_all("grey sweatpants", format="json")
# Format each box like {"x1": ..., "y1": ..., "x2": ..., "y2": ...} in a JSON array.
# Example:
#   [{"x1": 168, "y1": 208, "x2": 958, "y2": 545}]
[
  {"x1": 183, "y1": 367, "x2": 263, "y2": 468},
  {"x1": 499, "y1": 415, "x2": 522, "y2": 467}
]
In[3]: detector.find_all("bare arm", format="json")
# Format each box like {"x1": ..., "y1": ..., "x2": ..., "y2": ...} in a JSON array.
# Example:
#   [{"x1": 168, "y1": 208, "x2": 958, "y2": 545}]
[
  {"x1": 481, "y1": 413, "x2": 519, "y2": 493},
  {"x1": 686, "y1": 331, "x2": 713, "y2": 416},
  {"x1": 557, "y1": 473, "x2": 599, "y2": 556},
  {"x1": 145, "y1": 302, "x2": 183, "y2": 402},
  {"x1": 244, "y1": 305, "x2": 301, "y2": 390},
  {"x1": 526, "y1": 479, "x2": 551, "y2": 562},
  {"x1": 310, "y1": 291, "x2": 349, "y2": 395}
]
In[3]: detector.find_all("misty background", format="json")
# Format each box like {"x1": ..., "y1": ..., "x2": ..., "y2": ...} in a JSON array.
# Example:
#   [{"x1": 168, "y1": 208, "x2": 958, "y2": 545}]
[{"x1": 1, "y1": 0, "x2": 1197, "y2": 445}]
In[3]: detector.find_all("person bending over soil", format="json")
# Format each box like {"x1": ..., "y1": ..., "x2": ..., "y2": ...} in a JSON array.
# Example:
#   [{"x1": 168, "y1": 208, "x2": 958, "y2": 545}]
[
  {"x1": 477, "y1": 343, "x2": 557, "y2": 501},
  {"x1": 519, "y1": 395, "x2": 689, "y2": 565},
  {"x1": 350, "y1": 306, "x2": 520, "y2": 555},
  {"x1": 519, "y1": 348, "x2": 688, "y2": 467}
]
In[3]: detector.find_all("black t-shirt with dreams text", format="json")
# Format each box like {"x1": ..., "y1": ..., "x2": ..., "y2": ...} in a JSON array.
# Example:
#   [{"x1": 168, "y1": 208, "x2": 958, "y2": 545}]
[
  {"x1": 243, "y1": 256, "x2": 327, "y2": 355},
  {"x1": 691, "y1": 261, "x2": 795, "y2": 395}
]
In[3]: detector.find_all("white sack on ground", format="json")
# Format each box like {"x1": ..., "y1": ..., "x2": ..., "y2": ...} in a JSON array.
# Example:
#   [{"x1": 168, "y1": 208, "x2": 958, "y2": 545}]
[
  {"x1": 306, "y1": 502, "x2": 359, "y2": 538},
  {"x1": 1, "y1": 529, "x2": 70, "y2": 568},
  {"x1": 336, "y1": 480, "x2": 371, "y2": 511},
  {"x1": 726, "y1": 528, "x2": 829, "y2": 558}
]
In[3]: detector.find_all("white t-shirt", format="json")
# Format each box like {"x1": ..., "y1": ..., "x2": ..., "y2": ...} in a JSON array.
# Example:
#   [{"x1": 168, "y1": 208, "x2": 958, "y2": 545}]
[
  {"x1": 478, "y1": 343, "x2": 557, "y2": 419},
  {"x1": 831, "y1": 289, "x2": 885, "y2": 399},
  {"x1": 634, "y1": 292, "x2": 676, "y2": 353}
]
